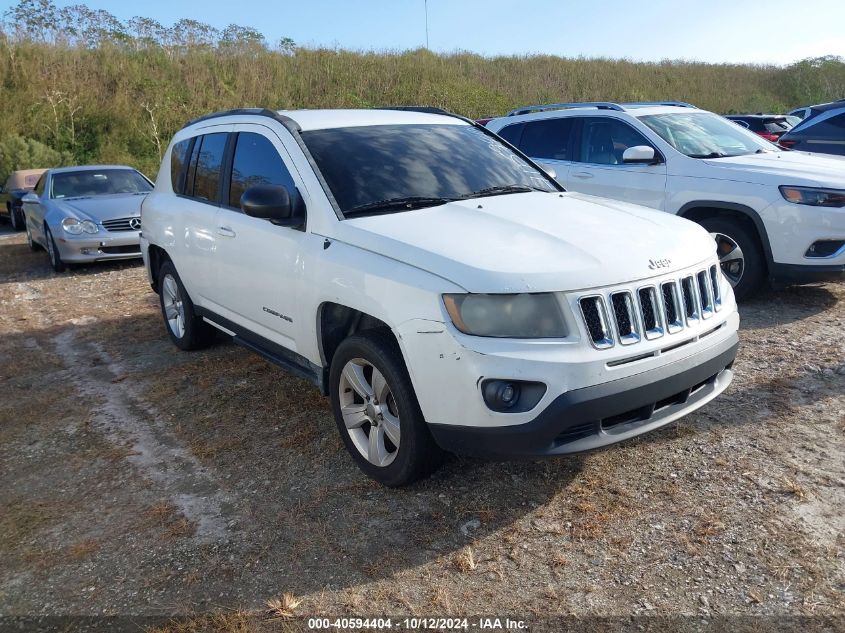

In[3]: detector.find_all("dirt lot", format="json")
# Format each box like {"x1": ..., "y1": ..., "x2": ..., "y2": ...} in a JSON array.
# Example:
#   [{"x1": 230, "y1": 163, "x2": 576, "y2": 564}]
[{"x1": 0, "y1": 227, "x2": 843, "y2": 631}]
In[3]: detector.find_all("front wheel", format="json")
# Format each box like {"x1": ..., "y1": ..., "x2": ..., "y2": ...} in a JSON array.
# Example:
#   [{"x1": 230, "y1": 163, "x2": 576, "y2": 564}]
[
  {"x1": 329, "y1": 331, "x2": 444, "y2": 486},
  {"x1": 26, "y1": 223, "x2": 39, "y2": 251},
  {"x1": 45, "y1": 226, "x2": 65, "y2": 272},
  {"x1": 698, "y1": 217, "x2": 764, "y2": 300},
  {"x1": 157, "y1": 260, "x2": 217, "y2": 351},
  {"x1": 9, "y1": 206, "x2": 21, "y2": 231}
]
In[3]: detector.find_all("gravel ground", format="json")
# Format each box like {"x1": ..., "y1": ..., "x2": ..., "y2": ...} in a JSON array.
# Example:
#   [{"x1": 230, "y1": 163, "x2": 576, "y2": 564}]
[{"x1": 0, "y1": 228, "x2": 842, "y2": 632}]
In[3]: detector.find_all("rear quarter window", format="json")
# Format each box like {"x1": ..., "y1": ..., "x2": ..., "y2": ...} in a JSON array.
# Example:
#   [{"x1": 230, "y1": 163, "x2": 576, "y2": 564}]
[{"x1": 170, "y1": 139, "x2": 192, "y2": 194}]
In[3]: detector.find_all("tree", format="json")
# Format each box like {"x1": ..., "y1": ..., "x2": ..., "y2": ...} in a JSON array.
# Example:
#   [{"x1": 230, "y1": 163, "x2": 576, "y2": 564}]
[
  {"x1": 277, "y1": 37, "x2": 296, "y2": 55},
  {"x1": 220, "y1": 24, "x2": 266, "y2": 54},
  {"x1": 2, "y1": 0, "x2": 60, "y2": 42},
  {"x1": 171, "y1": 18, "x2": 219, "y2": 49}
]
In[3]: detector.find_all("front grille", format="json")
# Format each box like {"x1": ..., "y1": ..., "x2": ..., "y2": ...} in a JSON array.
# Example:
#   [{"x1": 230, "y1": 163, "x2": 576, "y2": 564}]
[
  {"x1": 102, "y1": 217, "x2": 138, "y2": 232},
  {"x1": 578, "y1": 264, "x2": 723, "y2": 350}
]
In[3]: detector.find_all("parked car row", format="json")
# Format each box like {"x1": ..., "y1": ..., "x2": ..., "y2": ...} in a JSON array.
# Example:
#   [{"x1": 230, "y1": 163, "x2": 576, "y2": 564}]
[
  {"x1": 3, "y1": 103, "x2": 841, "y2": 486},
  {"x1": 482, "y1": 100, "x2": 845, "y2": 299}
]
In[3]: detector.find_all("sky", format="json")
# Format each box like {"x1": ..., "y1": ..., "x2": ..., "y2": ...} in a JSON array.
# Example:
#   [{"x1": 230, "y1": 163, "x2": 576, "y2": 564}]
[{"x1": 30, "y1": 0, "x2": 845, "y2": 65}]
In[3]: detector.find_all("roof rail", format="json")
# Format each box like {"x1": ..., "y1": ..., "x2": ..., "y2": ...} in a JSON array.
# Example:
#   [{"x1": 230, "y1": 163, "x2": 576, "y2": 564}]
[
  {"x1": 180, "y1": 108, "x2": 301, "y2": 132},
  {"x1": 621, "y1": 101, "x2": 698, "y2": 109},
  {"x1": 506, "y1": 102, "x2": 624, "y2": 116},
  {"x1": 379, "y1": 106, "x2": 452, "y2": 115}
]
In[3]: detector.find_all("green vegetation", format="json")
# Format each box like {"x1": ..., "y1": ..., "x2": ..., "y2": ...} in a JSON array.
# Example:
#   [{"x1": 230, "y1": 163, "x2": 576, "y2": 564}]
[{"x1": 1, "y1": 0, "x2": 844, "y2": 178}]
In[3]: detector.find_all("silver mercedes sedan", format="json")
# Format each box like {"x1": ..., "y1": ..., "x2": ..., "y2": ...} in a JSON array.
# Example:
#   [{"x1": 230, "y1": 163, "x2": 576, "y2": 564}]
[{"x1": 21, "y1": 165, "x2": 153, "y2": 272}]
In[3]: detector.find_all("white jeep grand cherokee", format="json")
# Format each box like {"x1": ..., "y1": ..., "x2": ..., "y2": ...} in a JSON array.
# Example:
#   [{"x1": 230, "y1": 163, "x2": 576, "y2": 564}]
[
  {"x1": 486, "y1": 101, "x2": 845, "y2": 299},
  {"x1": 141, "y1": 107, "x2": 739, "y2": 486}
]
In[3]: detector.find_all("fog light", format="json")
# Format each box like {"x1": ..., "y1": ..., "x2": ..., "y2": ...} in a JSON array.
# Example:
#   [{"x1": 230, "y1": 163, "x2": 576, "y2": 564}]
[{"x1": 481, "y1": 379, "x2": 546, "y2": 413}]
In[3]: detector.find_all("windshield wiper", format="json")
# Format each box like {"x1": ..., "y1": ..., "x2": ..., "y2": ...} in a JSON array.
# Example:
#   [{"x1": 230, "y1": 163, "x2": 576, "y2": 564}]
[
  {"x1": 688, "y1": 152, "x2": 729, "y2": 159},
  {"x1": 344, "y1": 196, "x2": 453, "y2": 217},
  {"x1": 456, "y1": 184, "x2": 543, "y2": 200}
]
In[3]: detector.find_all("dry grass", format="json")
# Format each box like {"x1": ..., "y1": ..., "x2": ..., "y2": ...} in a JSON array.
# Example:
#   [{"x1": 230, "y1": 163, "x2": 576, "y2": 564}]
[
  {"x1": 781, "y1": 477, "x2": 807, "y2": 500},
  {"x1": 454, "y1": 546, "x2": 478, "y2": 573},
  {"x1": 265, "y1": 593, "x2": 301, "y2": 620}
]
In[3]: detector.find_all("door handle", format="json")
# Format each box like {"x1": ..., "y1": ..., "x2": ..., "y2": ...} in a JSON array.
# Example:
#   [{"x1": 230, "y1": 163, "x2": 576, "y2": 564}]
[
  {"x1": 571, "y1": 172, "x2": 594, "y2": 179},
  {"x1": 216, "y1": 226, "x2": 236, "y2": 238}
]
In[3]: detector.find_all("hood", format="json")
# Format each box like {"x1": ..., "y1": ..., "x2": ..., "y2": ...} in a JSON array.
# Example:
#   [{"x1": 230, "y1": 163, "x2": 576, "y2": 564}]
[
  {"x1": 700, "y1": 151, "x2": 845, "y2": 187},
  {"x1": 326, "y1": 192, "x2": 715, "y2": 293},
  {"x1": 55, "y1": 193, "x2": 147, "y2": 223}
]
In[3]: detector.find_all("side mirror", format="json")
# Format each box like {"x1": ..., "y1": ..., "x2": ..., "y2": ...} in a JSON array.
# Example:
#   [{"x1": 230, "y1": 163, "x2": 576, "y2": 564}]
[
  {"x1": 537, "y1": 162, "x2": 557, "y2": 180},
  {"x1": 22, "y1": 192, "x2": 39, "y2": 203},
  {"x1": 240, "y1": 185, "x2": 302, "y2": 227},
  {"x1": 622, "y1": 146, "x2": 658, "y2": 164}
]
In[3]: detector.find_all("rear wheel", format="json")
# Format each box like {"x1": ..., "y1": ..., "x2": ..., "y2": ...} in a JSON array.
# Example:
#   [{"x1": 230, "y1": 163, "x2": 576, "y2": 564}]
[
  {"x1": 157, "y1": 260, "x2": 217, "y2": 351},
  {"x1": 698, "y1": 217, "x2": 764, "y2": 300},
  {"x1": 45, "y1": 226, "x2": 65, "y2": 272},
  {"x1": 329, "y1": 331, "x2": 444, "y2": 486}
]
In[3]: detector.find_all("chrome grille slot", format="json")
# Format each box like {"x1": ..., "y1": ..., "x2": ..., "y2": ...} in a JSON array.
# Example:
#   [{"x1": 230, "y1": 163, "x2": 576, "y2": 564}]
[
  {"x1": 637, "y1": 286, "x2": 664, "y2": 339},
  {"x1": 610, "y1": 291, "x2": 640, "y2": 345},
  {"x1": 660, "y1": 281, "x2": 684, "y2": 333},
  {"x1": 578, "y1": 264, "x2": 725, "y2": 351},
  {"x1": 709, "y1": 265, "x2": 722, "y2": 311},
  {"x1": 102, "y1": 217, "x2": 136, "y2": 232},
  {"x1": 697, "y1": 270, "x2": 714, "y2": 318},
  {"x1": 579, "y1": 296, "x2": 614, "y2": 349},
  {"x1": 680, "y1": 276, "x2": 700, "y2": 324}
]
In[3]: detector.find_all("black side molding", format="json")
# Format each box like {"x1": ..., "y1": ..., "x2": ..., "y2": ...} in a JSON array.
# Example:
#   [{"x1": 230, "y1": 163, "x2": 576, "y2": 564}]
[{"x1": 194, "y1": 306, "x2": 328, "y2": 394}]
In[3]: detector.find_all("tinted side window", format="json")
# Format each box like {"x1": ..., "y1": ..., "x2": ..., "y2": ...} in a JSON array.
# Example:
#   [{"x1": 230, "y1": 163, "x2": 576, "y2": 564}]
[
  {"x1": 34, "y1": 174, "x2": 46, "y2": 196},
  {"x1": 192, "y1": 133, "x2": 228, "y2": 202},
  {"x1": 497, "y1": 123, "x2": 524, "y2": 146},
  {"x1": 519, "y1": 118, "x2": 576, "y2": 160},
  {"x1": 170, "y1": 139, "x2": 192, "y2": 194},
  {"x1": 184, "y1": 138, "x2": 201, "y2": 196},
  {"x1": 228, "y1": 132, "x2": 297, "y2": 208},
  {"x1": 579, "y1": 118, "x2": 654, "y2": 165}
]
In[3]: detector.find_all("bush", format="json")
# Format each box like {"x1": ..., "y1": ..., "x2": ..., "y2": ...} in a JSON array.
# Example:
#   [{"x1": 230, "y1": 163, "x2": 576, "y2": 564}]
[{"x1": 0, "y1": 135, "x2": 72, "y2": 184}]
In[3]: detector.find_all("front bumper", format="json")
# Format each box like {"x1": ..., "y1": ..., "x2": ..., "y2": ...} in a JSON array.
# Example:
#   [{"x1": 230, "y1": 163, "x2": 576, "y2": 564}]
[
  {"x1": 428, "y1": 332, "x2": 738, "y2": 458},
  {"x1": 771, "y1": 262, "x2": 844, "y2": 284},
  {"x1": 762, "y1": 199, "x2": 845, "y2": 275},
  {"x1": 55, "y1": 231, "x2": 142, "y2": 263}
]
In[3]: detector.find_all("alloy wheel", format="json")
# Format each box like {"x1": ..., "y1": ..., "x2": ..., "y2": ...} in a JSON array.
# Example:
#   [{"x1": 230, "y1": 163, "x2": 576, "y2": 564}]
[
  {"x1": 161, "y1": 273, "x2": 186, "y2": 339},
  {"x1": 710, "y1": 232, "x2": 744, "y2": 287},
  {"x1": 338, "y1": 358, "x2": 401, "y2": 467}
]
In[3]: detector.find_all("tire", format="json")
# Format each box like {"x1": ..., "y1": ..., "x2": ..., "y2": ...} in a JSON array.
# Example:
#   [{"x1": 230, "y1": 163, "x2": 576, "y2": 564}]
[
  {"x1": 44, "y1": 226, "x2": 66, "y2": 272},
  {"x1": 698, "y1": 217, "x2": 764, "y2": 300},
  {"x1": 157, "y1": 260, "x2": 217, "y2": 351},
  {"x1": 329, "y1": 331, "x2": 444, "y2": 486},
  {"x1": 26, "y1": 223, "x2": 39, "y2": 251}
]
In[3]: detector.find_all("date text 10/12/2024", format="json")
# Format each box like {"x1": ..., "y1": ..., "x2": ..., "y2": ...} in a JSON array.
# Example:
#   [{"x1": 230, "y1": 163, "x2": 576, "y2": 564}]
[{"x1": 307, "y1": 618, "x2": 528, "y2": 630}]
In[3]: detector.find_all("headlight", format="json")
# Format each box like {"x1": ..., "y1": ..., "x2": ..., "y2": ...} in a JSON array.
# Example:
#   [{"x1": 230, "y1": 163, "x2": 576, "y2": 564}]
[
  {"x1": 443, "y1": 293, "x2": 567, "y2": 338},
  {"x1": 61, "y1": 218, "x2": 98, "y2": 234},
  {"x1": 779, "y1": 186, "x2": 845, "y2": 207}
]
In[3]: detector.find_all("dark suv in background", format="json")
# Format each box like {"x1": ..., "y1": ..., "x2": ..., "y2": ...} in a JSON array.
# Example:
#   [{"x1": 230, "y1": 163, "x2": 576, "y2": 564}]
[{"x1": 778, "y1": 101, "x2": 845, "y2": 156}]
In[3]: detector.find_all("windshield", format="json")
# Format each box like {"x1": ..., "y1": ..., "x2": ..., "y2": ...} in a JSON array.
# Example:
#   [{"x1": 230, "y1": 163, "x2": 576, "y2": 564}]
[
  {"x1": 301, "y1": 124, "x2": 557, "y2": 216},
  {"x1": 51, "y1": 169, "x2": 152, "y2": 199},
  {"x1": 639, "y1": 112, "x2": 774, "y2": 158}
]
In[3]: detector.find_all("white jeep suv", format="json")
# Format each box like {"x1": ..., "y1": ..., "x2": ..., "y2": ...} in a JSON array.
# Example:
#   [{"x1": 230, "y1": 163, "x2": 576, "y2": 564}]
[
  {"x1": 486, "y1": 102, "x2": 845, "y2": 298},
  {"x1": 142, "y1": 107, "x2": 739, "y2": 486}
]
